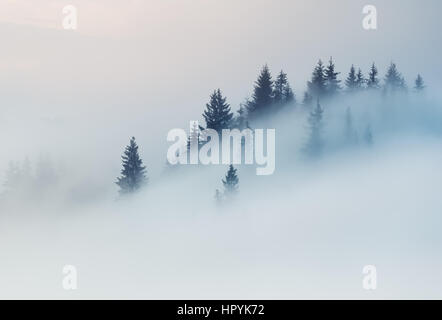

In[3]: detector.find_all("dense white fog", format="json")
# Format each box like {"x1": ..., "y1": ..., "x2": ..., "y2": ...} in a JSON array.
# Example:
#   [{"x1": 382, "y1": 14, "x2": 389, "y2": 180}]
[{"x1": 1, "y1": 0, "x2": 442, "y2": 299}]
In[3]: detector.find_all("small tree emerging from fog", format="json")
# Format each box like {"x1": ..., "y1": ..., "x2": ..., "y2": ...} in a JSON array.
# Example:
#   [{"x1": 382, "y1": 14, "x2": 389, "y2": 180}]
[
  {"x1": 344, "y1": 107, "x2": 358, "y2": 145},
  {"x1": 414, "y1": 74, "x2": 425, "y2": 92},
  {"x1": 367, "y1": 63, "x2": 380, "y2": 89},
  {"x1": 384, "y1": 62, "x2": 406, "y2": 92},
  {"x1": 305, "y1": 99, "x2": 324, "y2": 157},
  {"x1": 116, "y1": 137, "x2": 147, "y2": 195},
  {"x1": 222, "y1": 165, "x2": 239, "y2": 198}
]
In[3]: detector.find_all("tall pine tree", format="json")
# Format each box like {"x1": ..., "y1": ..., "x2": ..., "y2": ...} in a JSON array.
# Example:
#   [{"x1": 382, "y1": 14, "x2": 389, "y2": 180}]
[
  {"x1": 203, "y1": 89, "x2": 233, "y2": 133},
  {"x1": 324, "y1": 57, "x2": 341, "y2": 96},
  {"x1": 384, "y1": 62, "x2": 406, "y2": 92},
  {"x1": 367, "y1": 63, "x2": 380, "y2": 89},
  {"x1": 414, "y1": 74, "x2": 425, "y2": 92},
  {"x1": 116, "y1": 137, "x2": 147, "y2": 195},
  {"x1": 247, "y1": 65, "x2": 274, "y2": 117},
  {"x1": 307, "y1": 60, "x2": 327, "y2": 99}
]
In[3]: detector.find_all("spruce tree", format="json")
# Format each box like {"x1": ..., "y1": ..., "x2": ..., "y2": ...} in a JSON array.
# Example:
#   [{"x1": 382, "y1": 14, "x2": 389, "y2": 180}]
[
  {"x1": 356, "y1": 68, "x2": 365, "y2": 90},
  {"x1": 307, "y1": 60, "x2": 327, "y2": 99},
  {"x1": 247, "y1": 65, "x2": 274, "y2": 117},
  {"x1": 324, "y1": 57, "x2": 341, "y2": 96},
  {"x1": 203, "y1": 89, "x2": 233, "y2": 133},
  {"x1": 414, "y1": 74, "x2": 425, "y2": 92},
  {"x1": 273, "y1": 70, "x2": 295, "y2": 105},
  {"x1": 302, "y1": 91, "x2": 313, "y2": 107},
  {"x1": 305, "y1": 99, "x2": 324, "y2": 157},
  {"x1": 345, "y1": 65, "x2": 358, "y2": 91},
  {"x1": 367, "y1": 63, "x2": 380, "y2": 89},
  {"x1": 222, "y1": 165, "x2": 239, "y2": 197},
  {"x1": 116, "y1": 137, "x2": 147, "y2": 195},
  {"x1": 283, "y1": 82, "x2": 295, "y2": 104},
  {"x1": 187, "y1": 121, "x2": 202, "y2": 151},
  {"x1": 344, "y1": 107, "x2": 358, "y2": 145},
  {"x1": 384, "y1": 62, "x2": 406, "y2": 92},
  {"x1": 214, "y1": 189, "x2": 223, "y2": 205}
]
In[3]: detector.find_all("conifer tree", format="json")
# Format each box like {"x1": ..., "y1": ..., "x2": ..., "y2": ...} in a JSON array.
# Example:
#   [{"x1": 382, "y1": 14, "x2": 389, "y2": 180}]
[
  {"x1": 367, "y1": 63, "x2": 380, "y2": 89},
  {"x1": 384, "y1": 62, "x2": 406, "y2": 92},
  {"x1": 345, "y1": 65, "x2": 358, "y2": 91},
  {"x1": 233, "y1": 100, "x2": 249, "y2": 130},
  {"x1": 3, "y1": 161, "x2": 21, "y2": 192},
  {"x1": 203, "y1": 89, "x2": 233, "y2": 133},
  {"x1": 273, "y1": 70, "x2": 295, "y2": 105},
  {"x1": 116, "y1": 137, "x2": 147, "y2": 195},
  {"x1": 305, "y1": 99, "x2": 324, "y2": 157},
  {"x1": 247, "y1": 65, "x2": 274, "y2": 117},
  {"x1": 324, "y1": 57, "x2": 341, "y2": 96},
  {"x1": 307, "y1": 60, "x2": 327, "y2": 99},
  {"x1": 414, "y1": 74, "x2": 425, "y2": 92},
  {"x1": 222, "y1": 165, "x2": 239, "y2": 197},
  {"x1": 214, "y1": 189, "x2": 223, "y2": 205},
  {"x1": 356, "y1": 69, "x2": 365, "y2": 90}
]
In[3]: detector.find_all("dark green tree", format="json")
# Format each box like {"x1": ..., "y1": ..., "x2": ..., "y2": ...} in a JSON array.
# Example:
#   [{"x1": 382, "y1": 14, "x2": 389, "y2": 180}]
[
  {"x1": 116, "y1": 137, "x2": 147, "y2": 195},
  {"x1": 304, "y1": 99, "x2": 324, "y2": 157},
  {"x1": 203, "y1": 89, "x2": 233, "y2": 133},
  {"x1": 345, "y1": 65, "x2": 358, "y2": 91},
  {"x1": 324, "y1": 57, "x2": 341, "y2": 96},
  {"x1": 356, "y1": 68, "x2": 365, "y2": 90},
  {"x1": 414, "y1": 74, "x2": 425, "y2": 92},
  {"x1": 222, "y1": 165, "x2": 239, "y2": 197},
  {"x1": 367, "y1": 63, "x2": 380, "y2": 89},
  {"x1": 247, "y1": 65, "x2": 274, "y2": 117},
  {"x1": 274, "y1": 70, "x2": 295, "y2": 106},
  {"x1": 384, "y1": 62, "x2": 406, "y2": 92},
  {"x1": 364, "y1": 125, "x2": 373, "y2": 146}
]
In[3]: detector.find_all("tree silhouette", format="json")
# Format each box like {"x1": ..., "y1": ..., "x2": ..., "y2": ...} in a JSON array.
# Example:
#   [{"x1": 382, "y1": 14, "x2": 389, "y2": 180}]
[
  {"x1": 222, "y1": 165, "x2": 239, "y2": 198},
  {"x1": 116, "y1": 137, "x2": 147, "y2": 195},
  {"x1": 203, "y1": 89, "x2": 233, "y2": 133},
  {"x1": 247, "y1": 65, "x2": 274, "y2": 117}
]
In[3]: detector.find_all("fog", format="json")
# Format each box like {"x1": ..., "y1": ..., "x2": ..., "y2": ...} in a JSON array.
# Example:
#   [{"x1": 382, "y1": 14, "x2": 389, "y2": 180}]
[{"x1": 1, "y1": 0, "x2": 442, "y2": 299}]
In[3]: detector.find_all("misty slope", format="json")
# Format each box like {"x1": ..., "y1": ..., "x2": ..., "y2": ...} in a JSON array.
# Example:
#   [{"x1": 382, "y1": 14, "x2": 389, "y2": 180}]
[{"x1": 1, "y1": 136, "x2": 442, "y2": 299}]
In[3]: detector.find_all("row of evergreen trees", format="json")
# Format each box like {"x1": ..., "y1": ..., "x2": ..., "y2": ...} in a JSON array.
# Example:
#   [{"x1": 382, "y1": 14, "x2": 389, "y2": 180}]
[
  {"x1": 304, "y1": 59, "x2": 424, "y2": 104},
  {"x1": 190, "y1": 59, "x2": 425, "y2": 141},
  {"x1": 115, "y1": 59, "x2": 425, "y2": 197}
]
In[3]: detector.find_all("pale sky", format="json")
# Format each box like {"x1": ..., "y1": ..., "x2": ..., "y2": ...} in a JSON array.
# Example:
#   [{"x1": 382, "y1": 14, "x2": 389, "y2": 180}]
[{"x1": 1, "y1": 0, "x2": 441, "y2": 172}]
